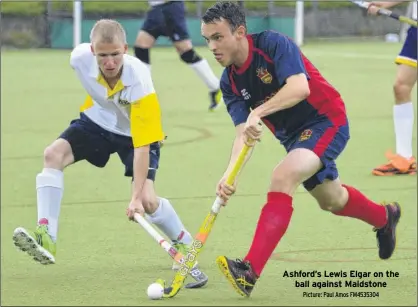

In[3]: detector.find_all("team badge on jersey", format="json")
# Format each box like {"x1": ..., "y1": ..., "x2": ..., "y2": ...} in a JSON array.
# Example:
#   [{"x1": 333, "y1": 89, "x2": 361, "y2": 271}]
[
  {"x1": 256, "y1": 67, "x2": 273, "y2": 84},
  {"x1": 299, "y1": 129, "x2": 312, "y2": 141},
  {"x1": 118, "y1": 98, "x2": 129, "y2": 106}
]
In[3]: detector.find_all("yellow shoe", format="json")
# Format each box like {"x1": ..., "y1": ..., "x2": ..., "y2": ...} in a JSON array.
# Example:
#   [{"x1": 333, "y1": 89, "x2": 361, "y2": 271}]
[
  {"x1": 13, "y1": 224, "x2": 56, "y2": 265},
  {"x1": 209, "y1": 89, "x2": 222, "y2": 111}
]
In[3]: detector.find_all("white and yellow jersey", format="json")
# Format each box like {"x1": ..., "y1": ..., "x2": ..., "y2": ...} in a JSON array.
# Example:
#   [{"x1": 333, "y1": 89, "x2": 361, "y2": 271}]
[
  {"x1": 412, "y1": 1, "x2": 417, "y2": 20},
  {"x1": 70, "y1": 43, "x2": 165, "y2": 148}
]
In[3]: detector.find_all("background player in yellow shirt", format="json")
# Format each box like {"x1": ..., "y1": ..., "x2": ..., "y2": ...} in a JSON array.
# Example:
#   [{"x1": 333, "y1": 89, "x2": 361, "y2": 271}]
[
  {"x1": 12, "y1": 20, "x2": 207, "y2": 283},
  {"x1": 368, "y1": 1, "x2": 417, "y2": 175}
]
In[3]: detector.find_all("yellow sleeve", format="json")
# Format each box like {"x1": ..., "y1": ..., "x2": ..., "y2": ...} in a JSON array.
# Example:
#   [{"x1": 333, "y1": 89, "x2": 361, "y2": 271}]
[{"x1": 130, "y1": 92, "x2": 165, "y2": 148}]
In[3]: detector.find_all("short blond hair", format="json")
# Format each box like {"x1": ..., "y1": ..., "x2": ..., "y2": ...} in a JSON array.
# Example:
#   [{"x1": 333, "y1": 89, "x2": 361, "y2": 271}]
[{"x1": 90, "y1": 19, "x2": 127, "y2": 44}]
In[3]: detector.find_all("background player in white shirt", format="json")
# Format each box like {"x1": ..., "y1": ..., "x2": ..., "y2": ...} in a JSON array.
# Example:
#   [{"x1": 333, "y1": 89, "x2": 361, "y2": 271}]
[
  {"x1": 12, "y1": 20, "x2": 207, "y2": 281},
  {"x1": 134, "y1": 0, "x2": 222, "y2": 111},
  {"x1": 368, "y1": 1, "x2": 417, "y2": 175}
]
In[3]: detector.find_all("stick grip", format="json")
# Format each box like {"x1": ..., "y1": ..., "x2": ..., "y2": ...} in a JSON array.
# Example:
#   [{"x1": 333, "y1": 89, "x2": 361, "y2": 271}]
[{"x1": 211, "y1": 143, "x2": 252, "y2": 214}]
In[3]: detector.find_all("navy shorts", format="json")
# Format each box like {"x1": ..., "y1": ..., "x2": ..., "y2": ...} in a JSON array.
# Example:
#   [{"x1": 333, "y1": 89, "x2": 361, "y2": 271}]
[
  {"x1": 284, "y1": 119, "x2": 350, "y2": 191},
  {"x1": 59, "y1": 113, "x2": 160, "y2": 181},
  {"x1": 395, "y1": 26, "x2": 417, "y2": 68},
  {"x1": 141, "y1": 1, "x2": 189, "y2": 42}
]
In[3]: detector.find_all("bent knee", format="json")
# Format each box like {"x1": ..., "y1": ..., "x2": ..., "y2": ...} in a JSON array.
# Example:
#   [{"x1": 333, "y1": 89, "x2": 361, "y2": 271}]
[
  {"x1": 393, "y1": 80, "x2": 413, "y2": 102},
  {"x1": 318, "y1": 199, "x2": 343, "y2": 212},
  {"x1": 142, "y1": 194, "x2": 159, "y2": 214},
  {"x1": 135, "y1": 31, "x2": 155, "y2": 48},
  {"x1": 270, "y1": 173, "x2": 299, "y2": 195},
  {"x1": 175, "y1": 40, "x2": 193, "y2": 54},
  {"x1": 43, "y1": 140, "x2": 73, "y2": 169},
  {"x1": 316, "y1": 188, "x2": 347, "y2": 212}
]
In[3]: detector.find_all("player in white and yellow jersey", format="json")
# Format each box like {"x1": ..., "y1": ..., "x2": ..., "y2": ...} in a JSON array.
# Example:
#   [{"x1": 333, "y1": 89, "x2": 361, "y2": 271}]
[
  {"x1": 367, "y1": 1, "x2": 417, "y2": 176},
  {"x1": 134, "y1": 0, "x2": 222, "y2": 111},
  {"x1": 12, "y1": 20, "x2": 207, "y2": 281}
]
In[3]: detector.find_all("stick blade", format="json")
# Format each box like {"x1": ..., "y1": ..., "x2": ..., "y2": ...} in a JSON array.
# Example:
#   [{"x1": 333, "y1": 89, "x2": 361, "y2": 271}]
[{"x1": 185, "y1": 269, "x2": 209, "y2": 289}]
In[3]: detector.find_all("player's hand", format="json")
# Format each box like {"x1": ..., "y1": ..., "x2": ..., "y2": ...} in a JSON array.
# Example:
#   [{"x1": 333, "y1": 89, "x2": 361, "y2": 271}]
[
  {"x1": 367, "y1": 2, "x2": 380, "y2": 15},
  {"x1": 126, "y1": 198, "x2": 145, "y2": 221},
  {"x1": 244, "y1": 112, "x2": 262, "y2": 146},
  {"x1": 216, "y1": 177, "x2": 236, "y2": 205}
]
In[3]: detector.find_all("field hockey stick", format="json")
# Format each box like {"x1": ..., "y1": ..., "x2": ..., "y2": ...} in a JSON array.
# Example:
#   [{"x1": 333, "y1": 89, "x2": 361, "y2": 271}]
[
  {"x1": 350, "y1": 0, "x2": 417, "y2": 27},
  {"x1": 161, "y1": 141, "x2": 255, "y2": 298},
  {"x1": 134, "y1": 213, "x2": 208, "y2": 289}
]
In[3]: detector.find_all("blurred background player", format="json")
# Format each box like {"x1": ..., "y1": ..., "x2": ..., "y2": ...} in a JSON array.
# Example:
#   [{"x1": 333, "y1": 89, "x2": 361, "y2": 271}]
[
  {"x1": 12, "y1": 19, "x2": 207, "y2": 278},
  {"x1": 201, "y1": 2, "x2": 401, "y2": 297},
  {"x1": 368, "y1": 1, "x2": 417, "y2": 176},
  {"x1": 134, "y1": 0, "x2": 222, "y2": 111}
]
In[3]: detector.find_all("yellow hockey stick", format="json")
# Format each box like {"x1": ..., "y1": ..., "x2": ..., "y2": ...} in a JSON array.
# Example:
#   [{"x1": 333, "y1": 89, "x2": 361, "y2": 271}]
[{"x1": 162, "y1": 142, "x2": 253, "y2": 298}]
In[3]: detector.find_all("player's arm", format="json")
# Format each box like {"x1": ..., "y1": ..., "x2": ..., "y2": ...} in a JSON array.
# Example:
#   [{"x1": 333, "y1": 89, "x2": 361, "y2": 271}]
[
  {"x1": 70, "y1": 43, "x2": 94, "y2": 70},
  {"x1": 220, "y1": 73, "x2": 254, "y2": 180},
  {"x1": 130, "y1": 89, "x2": 165, "y2": 202},
  {"x1": 369, "y1": 0, "x2": 406, "y2": 10},
  {"x1": 251, "y1": 32, "x2": 310, "y2": 119}
]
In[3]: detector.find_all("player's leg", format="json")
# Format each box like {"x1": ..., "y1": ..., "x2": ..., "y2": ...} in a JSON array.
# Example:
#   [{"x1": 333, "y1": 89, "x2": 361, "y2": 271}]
[
  {"x1": 13, "y1": 113, "x2": 113, "y2": 264},
  {"x1": 216, "y1": 120, "x2": 348, "y2": 297},
  {"x1": 217, "y1": 147, "x2": 322, "y2": 297},
  {"x1": 308, "y1": 178, "x2": 400, "y2": 260},
  {"x1": 173, "y1": 39, "x2": 222, "y2": 111},
  {"x1": 373, "y1": 27, "x2": 417, "y2": 176},
  {"x1": 134, "y1": 31, "x2": 155, "y2": 70},
  {"x1": 12, "y1": 139, "x2": 72, "y2": 265},
  {"x1": 118, "y1": 142, "x2": 194, "y2": 268},
  {"x1": 133, "y1": 6, "x2": 162, "y2": 70},
  {"x1": 141, "y1": 180, "x2": 195, "y2": 269},
  {"x1": 163, "y1": 1, "x2": 221, "y2": 110}
]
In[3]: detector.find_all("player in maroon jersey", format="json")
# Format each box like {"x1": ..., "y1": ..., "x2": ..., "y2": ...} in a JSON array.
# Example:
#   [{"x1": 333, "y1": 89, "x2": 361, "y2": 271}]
[{"x1": 201, "y1": 1, "x2": 401, "y2": 297}]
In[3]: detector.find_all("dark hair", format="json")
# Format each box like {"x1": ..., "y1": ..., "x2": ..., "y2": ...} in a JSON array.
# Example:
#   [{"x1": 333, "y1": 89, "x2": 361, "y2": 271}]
[{"x1": 202, "y1": 1, "x2": 246, "y2": 31}]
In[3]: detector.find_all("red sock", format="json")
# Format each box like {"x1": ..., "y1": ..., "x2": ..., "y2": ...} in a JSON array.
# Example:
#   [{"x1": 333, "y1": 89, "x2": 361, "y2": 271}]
[
  {"x1": 333, "y1": 185, "x2": 387, "y2": 228},
  {"x1": 244, "y1": 192, "x2": 293, "y2": 277}
]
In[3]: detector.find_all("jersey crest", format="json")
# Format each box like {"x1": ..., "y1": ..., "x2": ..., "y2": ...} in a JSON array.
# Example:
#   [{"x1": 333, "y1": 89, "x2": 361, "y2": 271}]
[
  {"x1": 118, "y1": 98, "x2": 130, "y2": 106},
  {"x1": 299, "y1": 129, "x2": 313, "y2": 141},
  {"x1": 256, "y1": 67, "x2": 273, "y2": 84}
]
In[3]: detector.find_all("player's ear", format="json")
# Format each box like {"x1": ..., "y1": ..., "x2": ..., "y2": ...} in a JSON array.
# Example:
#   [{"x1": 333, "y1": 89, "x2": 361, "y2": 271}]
[
  {"x1": 236, "y1": 25, "x2": 246, "y2": 38},
  {"x1": 90, "y1": 44, "x2": 95, "y2": 55},
  {"x1": 123, "y1": 44, "x2": 128, "y2": 54}
]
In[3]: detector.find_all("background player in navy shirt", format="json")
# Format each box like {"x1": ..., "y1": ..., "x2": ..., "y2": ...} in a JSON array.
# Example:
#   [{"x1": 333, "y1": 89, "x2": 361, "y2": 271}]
[
  {"x1": 201, "y1": 1, "x2": 401, "y2": 297},
  {"x1": 134, "y1": 0, "x2": 222, "y2": 111}
]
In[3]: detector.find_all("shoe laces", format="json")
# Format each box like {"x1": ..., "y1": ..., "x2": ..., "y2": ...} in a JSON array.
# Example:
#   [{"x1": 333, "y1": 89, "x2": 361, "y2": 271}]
[{"x1": 235, "y1": 259, "x2": 251, "y2": 270}]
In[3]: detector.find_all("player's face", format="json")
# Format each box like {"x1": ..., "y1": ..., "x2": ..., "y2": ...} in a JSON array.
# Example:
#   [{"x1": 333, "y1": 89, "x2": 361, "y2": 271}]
[
  {"x1": 91, "y1": 41, "x2": 128, "y2": 79},
  {"x1": 201, "y1": 19, "x2": 246, "y2": 67}
]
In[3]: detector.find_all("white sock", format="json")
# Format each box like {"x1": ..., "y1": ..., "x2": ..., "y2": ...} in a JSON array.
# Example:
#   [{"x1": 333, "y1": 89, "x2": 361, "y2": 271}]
[
  {"x1": 393, "y1": 102, "x2": 414, "y2": 158},
  {"x1": 36, "y1": 168, "x2": 64, "y2": 242},
  {"x1": 190, "y1": 59, "x2": 220, "y2": 92},
  {"x1": 147, "y1": 198, "x2": 193, "y2": 245}
]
